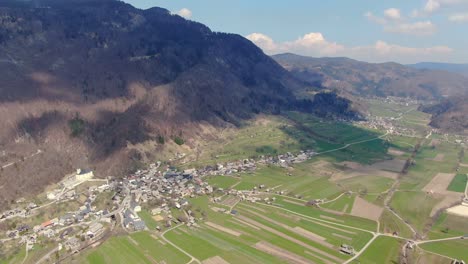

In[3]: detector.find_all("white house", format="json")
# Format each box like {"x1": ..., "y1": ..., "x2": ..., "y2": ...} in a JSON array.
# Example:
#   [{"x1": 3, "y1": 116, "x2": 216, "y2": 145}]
[{"x1": 75, "y1": 169, "x2": 94, "y2": 181}]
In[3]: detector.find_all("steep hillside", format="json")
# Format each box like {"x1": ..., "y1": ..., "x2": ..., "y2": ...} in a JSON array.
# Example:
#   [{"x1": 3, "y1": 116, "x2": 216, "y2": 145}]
[
  {"x1": 273, "y1": 53, "x2": 468, "y2": 100},
  {"x1": 0, "y1": 0, "x2": 358, "y2": 208},
  {"x1": 420, "y1": 97, "x2": 468, "y2": 134}
]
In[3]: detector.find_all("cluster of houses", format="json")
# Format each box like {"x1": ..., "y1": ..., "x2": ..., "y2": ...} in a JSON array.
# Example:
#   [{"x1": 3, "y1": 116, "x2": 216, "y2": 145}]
[
  {"x1": 182, "y1": 150, "x2": 317, "y2": 179},
  {"x1": 1, "y1": 146, "x2": 324, "y2": 258},
  {"x1": 1, "y1": 169, "x2": 114, "y2": 253},
  {"x1": 0, "y1": 203, "x2": 36, "y2": 222},
  {"x1": 114, "y1": 162, "x2": 214, "y2": 231}
]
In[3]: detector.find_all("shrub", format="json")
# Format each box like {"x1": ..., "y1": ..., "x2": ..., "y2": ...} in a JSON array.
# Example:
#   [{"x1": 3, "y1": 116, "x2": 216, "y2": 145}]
[
  {"x1": 255, "y1": 145, "x2": 278, "y2": 155},
  {"x1": 173, "y1": 136, "x2": 184, "y2": 145},
  {"x1": 157, "y1": 135, "x2": 165, "y2": 144},
  {"x1": 68, "y1": 117, "x2": 85, "y2": 137}
]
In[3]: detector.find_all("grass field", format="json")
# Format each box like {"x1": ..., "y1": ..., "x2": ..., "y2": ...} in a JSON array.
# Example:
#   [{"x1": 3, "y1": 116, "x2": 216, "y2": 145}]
[
  {"x1": 321, "y1": 193, "x2": 355, "y2": 213},
  {"x1": 390, "y1": 191, "x2": 441, "y2": 233},
  {"x1": 284, "y1": 112, "x2": 390, "y2": 164},
  {"x1": 447, "y1": 174, "x2": 467, "y2": 193},
  {"x1": 207, "y1": 176, "x2": 240, "y2": 189},
  {"x1": 338, "y1": 175, "x2": 394, "y2": 194},
  {"x1": 358, "y1": 236, "x2": 403, "y2": 264},
  {"x1": 185, "y1": 115, "x2": 310, "y2": 167},
  {"x1": 400, "y1": 141, "x2": 459, "y2": 191},
  {"x1": 137, "y1": 210, "x2": 159, "y2": 230},
  {"x1": 421, "y1": 239, "x2": 468, "y2": 262},
  {"x1": 379, "y1": 209, "x2": 415, "y2": 238},
  {"x1": 163, "y1": 199, "x2": 374, "y2": 264},
  {"x1": 428, "y1": 212, "x2": 468, "y2": 239},
  {"x1": 227, "y1": 162, "x2": 342, "y2": 201},
  {"x1": 81, "y1": 232, "x2": 190, "y2": 264},
  {"x1": 272, "y1": 196, "x2": 378, "y2": 232}
]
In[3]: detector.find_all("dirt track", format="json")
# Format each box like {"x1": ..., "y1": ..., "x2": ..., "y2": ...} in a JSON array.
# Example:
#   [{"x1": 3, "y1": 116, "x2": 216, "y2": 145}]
[
  {"x1": 205, "y1": 222, "x2": 241, "y2": 237},
  {"x1": 254, "y1": 241, "x2": 313, "y2": 264}
]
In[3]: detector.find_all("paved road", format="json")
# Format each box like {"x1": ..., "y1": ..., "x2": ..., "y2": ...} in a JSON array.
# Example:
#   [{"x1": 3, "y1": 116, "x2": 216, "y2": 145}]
[
  {"x1": 416, "y1": 236, "x2": 463, "y2": 245},
  {"x1": 343, "y1": 234, "x2": 379, "y2": 264},
  {"x1": 161, "y1": 224, "x2": 201, "y2": 264},
  {"x1": 314, "y1": 131, "x2": 389, "y2": 156}
]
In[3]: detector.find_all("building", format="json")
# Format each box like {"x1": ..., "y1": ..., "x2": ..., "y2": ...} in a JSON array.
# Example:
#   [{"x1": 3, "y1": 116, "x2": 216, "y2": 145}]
[
  {"x1": 65, "y1": 237, "x2": 81, "y2": 252},
  {"x1": 340, "y1": 244, "x2": 355, "y2": 256},
  {"x1": 133, "y1": 220, "x2": 146, "y2": 231},
  {"x1": 76, "y1": 169, "x2": 94, "y2": 181},
  {"x1": 87, "y1": 222, "x2": 104, "y2": 238}
]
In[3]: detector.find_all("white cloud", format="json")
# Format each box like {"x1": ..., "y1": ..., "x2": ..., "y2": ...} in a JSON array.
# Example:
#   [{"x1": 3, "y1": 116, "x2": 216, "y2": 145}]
[
  {"x1": 246, "y1": 32, "x2": 344, "y2": 57},
  {"x1": 384, "y1": 8, "x2": 402, "y2": 20},
  {"x1": 413, "y1": 0, "x2": 468, "y2": 17},
  {"x1": 448, "y1": 12, "x2": 468, "y2": 22},
  {"x1": 365, "y1": 11, "x2": 436, "y2": 36},
  {"x1": 365, "y1": 12, "x2": 386, "y2": 24},
  {"x1": 287, "y1": 33, "x2": 345, "y2": 55},
  {"x1": 176, "y1": 8, "x2": 192, "y2": 19},
  {"x1": 424, "y1": 0, "x2": 441, "y2": 13},
  {"x1": 245, "y1": 33, "x2": 278, "y2": 54},
  {"x1": 385, "y1": 21, "x2": 436, "y2": 35},
  {"x1": 246, "y1": 32, "x2": 453, "y2": 63}
]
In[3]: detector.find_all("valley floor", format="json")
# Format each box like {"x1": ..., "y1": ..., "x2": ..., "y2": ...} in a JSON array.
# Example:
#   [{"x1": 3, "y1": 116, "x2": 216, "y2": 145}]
[{"x1": 2, "y1": 98, "x2": 468, "y2": 264}]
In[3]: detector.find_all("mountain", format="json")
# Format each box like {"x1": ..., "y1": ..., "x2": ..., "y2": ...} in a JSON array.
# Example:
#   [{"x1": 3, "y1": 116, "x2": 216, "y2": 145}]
[
  {"x1": 0, "y1": 0, "x2": 357, "y2": 208},
  {"x1": 273, "y1": 53, "x2": 468, "y2": 100},
  {"x1": 408, "y1": 62, "x2": 468, "y2": 77},
  {"x1": 420, "y1": 97, "x2": 468, "y2": 134}
]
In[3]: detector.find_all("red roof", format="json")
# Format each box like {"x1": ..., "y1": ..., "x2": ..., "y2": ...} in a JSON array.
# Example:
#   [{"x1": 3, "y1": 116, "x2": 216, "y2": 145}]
[{"x1": 41, "y1": 220, "x2": 53, "y2": 228}]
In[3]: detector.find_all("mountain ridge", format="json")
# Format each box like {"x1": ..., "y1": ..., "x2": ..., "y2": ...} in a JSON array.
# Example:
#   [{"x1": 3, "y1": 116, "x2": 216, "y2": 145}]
[
  {"x1": 0, "y1": 0, "x2": 357, "y2": 209},
  {"x1": 273, "y1": 53, "x2": 468, "y2": 100}
]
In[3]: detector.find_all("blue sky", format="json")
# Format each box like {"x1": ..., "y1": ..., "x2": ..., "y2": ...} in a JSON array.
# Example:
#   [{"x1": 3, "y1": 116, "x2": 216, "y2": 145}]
[{"x1": 123, "y1": 0, "x2": 468, "y2": 63}]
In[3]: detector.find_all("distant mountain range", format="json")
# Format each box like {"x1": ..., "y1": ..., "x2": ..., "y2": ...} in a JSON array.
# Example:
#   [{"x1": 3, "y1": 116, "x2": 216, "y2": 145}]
[
  {"x1": 408, "y1": 62, "x2": 468, "y2": 77},
  {"x1": 273, "y1": 53, "x2": 468, "y2": 100}
]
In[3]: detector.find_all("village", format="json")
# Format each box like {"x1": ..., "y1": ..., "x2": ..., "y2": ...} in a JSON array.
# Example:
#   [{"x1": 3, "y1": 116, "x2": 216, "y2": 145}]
[{"x1": 0, "y1": 148, "x2": 322, "y2": 262}]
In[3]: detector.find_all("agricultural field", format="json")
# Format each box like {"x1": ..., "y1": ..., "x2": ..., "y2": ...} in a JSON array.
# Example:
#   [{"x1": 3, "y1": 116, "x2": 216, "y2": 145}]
[
  {"x1": 420, "y1": 239, "x2": 468, "y2": 263},
  {"x1": 321, "y1": 193, "x2": 355, "y2": 213},
  {"x1": 284, "y1": 112, "x2": 391, "y2": 164},
  {"x1": 337, "y1": 175, "x2": 394, "y2": 194},
  {"x1": 164, "y1": 199, "x2": 374, "y2": 264},
  {"x1": 185, "y1": 115, "x2": 308, "y2": 167},
  {"x1": 447, "y1": 174, "x2": 467, "y2": 193},
  {"x1": 399, "y1": 141, "x2": 460, "y2": 191},
  {"x1": 78, "y1": 232, "x2": 190, "y2": 264},
  {"x1": 227, "y1": 162, "x2": 342, "y2": 201},
  {"x1": 207, "y1": 176, "x2": 241, "y2": 190},
  {"x1": 390, "y1": 191, "x2": 442, "y2": 233},
  {"x1": 358, "y1": 236, "x2": 403, "y2": 264},
  {"x1": 409, "y1": 247, "x2": 452, "y2": 264},
  {"x1": 428, "y1": 213, "x2": 468, "y2": 239},
  {"x1": 379, "y1": 209, "x2": 415, "y2": 238}
]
